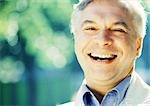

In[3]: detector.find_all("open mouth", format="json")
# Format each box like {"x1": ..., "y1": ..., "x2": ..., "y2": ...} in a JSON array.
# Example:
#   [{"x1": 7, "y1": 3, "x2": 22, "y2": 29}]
[{"x1": 88, "y1": 53, "x2": 117, "y2": 62}]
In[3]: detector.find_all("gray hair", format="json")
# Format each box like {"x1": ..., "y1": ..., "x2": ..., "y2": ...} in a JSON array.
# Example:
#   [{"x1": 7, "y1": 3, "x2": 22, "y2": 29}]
[{"x1": 71, "y1": 0, "x2": 147, "y2": 38}]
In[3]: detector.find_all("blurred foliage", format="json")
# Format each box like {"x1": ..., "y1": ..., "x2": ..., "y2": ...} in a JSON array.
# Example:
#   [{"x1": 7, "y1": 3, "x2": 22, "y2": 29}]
[
  {"x1": 0, "y1": 0, "x2": 150, "y2": 106},
  {"x1": 0, "y1": 0, "x2": 76, "y2": 71},
  {"x1": 0, "y1": 0, "x2": 80, "y2": 105},
  {"x1": 0, "y1": 57, "x2": 24, "y2": 83}
]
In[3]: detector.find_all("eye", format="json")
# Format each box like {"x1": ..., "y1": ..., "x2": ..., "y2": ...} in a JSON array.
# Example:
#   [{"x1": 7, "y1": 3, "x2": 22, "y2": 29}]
[
  {"x1": 111, "y1": 28, "x2": 127, "y2": 33},
  {"x1": 84, "y1": 27, "x2": 98, "y2": 31},
  {"x1": 83, "y1": 26, "x2": 99, "y2": 35}
]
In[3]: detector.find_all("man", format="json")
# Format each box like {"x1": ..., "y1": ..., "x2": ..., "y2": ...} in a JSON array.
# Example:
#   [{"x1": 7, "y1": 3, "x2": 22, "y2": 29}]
[{"x1": 59, "y1": 0, "x2": 150, "y2": 105}]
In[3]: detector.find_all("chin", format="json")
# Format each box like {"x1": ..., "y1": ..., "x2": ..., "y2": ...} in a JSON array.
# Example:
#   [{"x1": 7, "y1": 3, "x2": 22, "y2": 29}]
[{"x1": 86, "y1": 68, "x2": 118, "y2": 80}]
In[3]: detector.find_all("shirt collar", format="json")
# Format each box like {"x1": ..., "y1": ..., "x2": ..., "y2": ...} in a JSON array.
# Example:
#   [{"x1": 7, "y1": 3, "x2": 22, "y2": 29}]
[
  {"x1": 76, "y1": 75, "x2": 131, "y2": 105},
  {"x1": 112, "y1": 75, "x2": 131, "y2": 104}
]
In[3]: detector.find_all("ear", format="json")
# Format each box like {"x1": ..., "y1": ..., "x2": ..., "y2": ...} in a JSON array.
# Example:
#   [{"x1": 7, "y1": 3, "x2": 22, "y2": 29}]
[{"x1": 136, "y1": 37, "x2": 143, "y2": 57}]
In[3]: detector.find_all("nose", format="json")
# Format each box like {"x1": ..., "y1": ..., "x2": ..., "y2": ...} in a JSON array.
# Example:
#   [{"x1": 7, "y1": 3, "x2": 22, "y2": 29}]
[{"x1": 94, "y1": 30, "x2": 113, "y2": 47}]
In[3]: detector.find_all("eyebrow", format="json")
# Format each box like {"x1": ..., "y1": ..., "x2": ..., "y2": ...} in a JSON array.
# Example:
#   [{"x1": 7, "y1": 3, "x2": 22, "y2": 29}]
[
  {"x1": 113, "y1": 21, "x2": 129, "y2": 29},
  {"x1": 82, "y1": 20, "x2": 96, "y2": 26}
]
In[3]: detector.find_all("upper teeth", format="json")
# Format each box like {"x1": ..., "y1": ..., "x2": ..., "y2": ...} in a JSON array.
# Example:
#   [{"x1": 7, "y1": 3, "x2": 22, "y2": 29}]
[{"x1": 91, "y1": 53, "x2": 114, "y2": 58}]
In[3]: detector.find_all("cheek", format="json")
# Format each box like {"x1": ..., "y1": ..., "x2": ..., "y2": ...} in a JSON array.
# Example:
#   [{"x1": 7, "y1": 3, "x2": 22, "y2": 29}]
[
  {"x1": 74, "y1": 34, "x2": 91, "y2": 51},
  {"x1": 114, "y1": 35, "x2": 137, "y2": 54},
  {"x1": 119, "y1": 37, "x2": 137, "y2": 56},
  {"x1": 126, "y1": 36, "x2": 137, "y2": 52}
]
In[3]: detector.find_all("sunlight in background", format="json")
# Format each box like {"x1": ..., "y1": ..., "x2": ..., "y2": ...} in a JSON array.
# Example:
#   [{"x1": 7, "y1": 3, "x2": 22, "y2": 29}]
[
  {"x1": 0, "y1": 57, "x2": 24, "y2": 83},
  {"x1": 7, "y1": 13, "x2": 19, "y2": 46}
]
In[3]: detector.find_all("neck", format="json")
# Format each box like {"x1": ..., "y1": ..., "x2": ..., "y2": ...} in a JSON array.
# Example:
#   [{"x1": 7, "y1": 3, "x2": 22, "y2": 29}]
[
  {"x1": 85, "y1": 77, "x2": 123, "y2": 102},
  {"x1": 86, "y1": 78, "x2": 118, "y2": 95},
  {"x1": 85, "y1": 67, "x2": 134, "y2": 101}
]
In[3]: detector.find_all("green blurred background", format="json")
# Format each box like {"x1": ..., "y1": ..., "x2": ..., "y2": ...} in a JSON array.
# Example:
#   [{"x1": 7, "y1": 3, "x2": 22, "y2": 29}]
[{"x1": 0, "y1": 0, "x2": 150, "y2": 106}]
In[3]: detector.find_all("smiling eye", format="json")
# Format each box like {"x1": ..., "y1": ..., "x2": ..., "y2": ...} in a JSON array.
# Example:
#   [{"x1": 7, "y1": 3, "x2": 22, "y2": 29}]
[
  {"x1": 112, "y1": 28, "x2": 126, "y2": 33},
  {"x1": 83, "y1": 26, "x2": 99, "y2": 34},
  {"x1": 85, "y1": 27, "x2": 97, "y2": 30}
]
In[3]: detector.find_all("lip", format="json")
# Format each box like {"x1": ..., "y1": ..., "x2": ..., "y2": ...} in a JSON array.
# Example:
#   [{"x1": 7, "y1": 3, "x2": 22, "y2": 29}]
[{"x1": 88, "y1": 53, "x2": 118, "y2": 64}]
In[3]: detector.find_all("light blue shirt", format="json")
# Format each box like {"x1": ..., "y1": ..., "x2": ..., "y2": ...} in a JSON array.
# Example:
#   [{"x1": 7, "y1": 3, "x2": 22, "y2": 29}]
[{"x1": 81, "y1": 76, "x2": 131, "y2": 106}]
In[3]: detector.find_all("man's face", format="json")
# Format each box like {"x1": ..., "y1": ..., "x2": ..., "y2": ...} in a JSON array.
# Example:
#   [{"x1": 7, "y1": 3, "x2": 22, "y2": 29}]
[{"x1": 74, "y1": 1, "x2": 142, "y2": 84}]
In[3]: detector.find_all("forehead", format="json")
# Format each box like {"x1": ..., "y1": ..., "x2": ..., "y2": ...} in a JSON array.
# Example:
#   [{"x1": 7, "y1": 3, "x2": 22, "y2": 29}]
[{"x1": 79, "y1": 0, "x2": 132, "y2": 24}]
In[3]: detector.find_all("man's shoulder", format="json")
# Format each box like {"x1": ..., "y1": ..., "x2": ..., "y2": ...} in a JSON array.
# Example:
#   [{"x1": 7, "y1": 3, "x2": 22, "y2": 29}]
[
  {"x1": 122, "y1": 72, "x2": 150, "y2": 104},
  {"x1": 57, "y1": 102, "x2": 74, "y2": 106},
  {"x1": 130, "y1": 72, "x2": 150, "y2": 95}
]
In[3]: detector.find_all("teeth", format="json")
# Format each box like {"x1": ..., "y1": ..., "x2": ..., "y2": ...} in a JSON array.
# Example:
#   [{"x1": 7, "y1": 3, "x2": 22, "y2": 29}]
[{"x1": 91, "y1": 53, "x2": 114, "y2": 58}]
